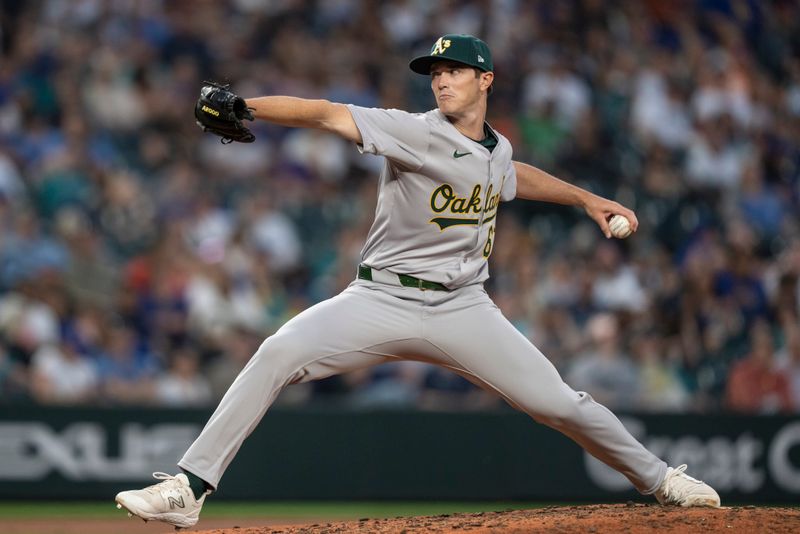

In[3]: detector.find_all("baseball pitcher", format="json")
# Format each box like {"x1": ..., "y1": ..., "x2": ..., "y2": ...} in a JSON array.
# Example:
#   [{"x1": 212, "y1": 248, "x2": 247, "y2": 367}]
[{"x1": 115, "y1": 35, "x2": 720, "y2": 528}]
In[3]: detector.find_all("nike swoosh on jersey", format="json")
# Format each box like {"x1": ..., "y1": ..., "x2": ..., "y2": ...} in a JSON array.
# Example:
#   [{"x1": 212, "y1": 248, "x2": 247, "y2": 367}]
[{"x1": 453, "y1": 150, "x2": 472, "y2": 158}]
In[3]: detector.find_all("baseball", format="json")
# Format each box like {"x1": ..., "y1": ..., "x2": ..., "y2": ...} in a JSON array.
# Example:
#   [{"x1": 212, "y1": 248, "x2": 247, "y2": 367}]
[{"x1": 608, "y1": 215, "x2": 632, "y2": 239}]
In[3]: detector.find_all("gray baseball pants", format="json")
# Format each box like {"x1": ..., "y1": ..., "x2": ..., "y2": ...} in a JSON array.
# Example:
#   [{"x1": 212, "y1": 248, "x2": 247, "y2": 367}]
[{"x1": 178, "y1": 278, "x2": 667, "y2": 492}]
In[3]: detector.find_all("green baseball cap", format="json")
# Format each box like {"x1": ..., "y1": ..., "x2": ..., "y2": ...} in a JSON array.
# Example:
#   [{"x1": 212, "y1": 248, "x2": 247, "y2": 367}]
[{"x1": 409, "y1": 34, "x2": 493, "y2": 75}]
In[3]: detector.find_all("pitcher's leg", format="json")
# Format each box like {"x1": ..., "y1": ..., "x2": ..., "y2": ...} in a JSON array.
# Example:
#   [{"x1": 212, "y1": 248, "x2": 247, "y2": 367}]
[
  {"x1": 425, "y1": 288, "x2": 666, "y2": 494},
  {"x1": 179, "y1": 283, "x2": 416, "y2": 488}
]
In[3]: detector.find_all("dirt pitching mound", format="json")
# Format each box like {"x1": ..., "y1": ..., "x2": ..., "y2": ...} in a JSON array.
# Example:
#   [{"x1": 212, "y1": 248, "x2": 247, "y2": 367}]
[{"x1": 194, "y1": 504, "x2": 800, "y2": 534}]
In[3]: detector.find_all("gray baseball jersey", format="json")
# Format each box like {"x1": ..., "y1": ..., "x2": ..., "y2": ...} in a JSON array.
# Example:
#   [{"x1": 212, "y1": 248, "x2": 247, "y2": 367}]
[
  {"x1": 348, "y1": 106, "x2": 516, "y2": 288},
  {"x1": 177, "y1": 106, "x2": 667, "y2": 497}
]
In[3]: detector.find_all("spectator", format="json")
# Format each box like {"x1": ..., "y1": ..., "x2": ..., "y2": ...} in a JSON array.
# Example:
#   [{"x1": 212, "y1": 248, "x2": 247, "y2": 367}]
[
  {"x1": 0, "y1": 344, "x2": 28, "y2": 401},
  {"x1": 0, "y1": 210, "x2": 69, "y2": 288},
  {"x1": 590, "y1": 241, "x2": 648, "y2": 313},
  {"x1": 775, "y1": 319, "x2": 800, "y2": 411},
  {"x1": 567, "y1": 313, "x2": 640, "y2": 410},
  {"x1": 54, "y1": 207, "x2": 120, "y2": 311},
  {"x1": 418, "y1": 366, "x2": 500, "y2": 411},
  {"x1": 206, "y1": 328, "x2": 265, "y2": 402},
  {"x1": 242, "y1": 191, "x2": 303, "y2": 275},
  {"x1": 0, "y1": 279, "x2": 62, "y2": 367},
  {"x1": 630, "y1": 330, "x2": 690, "y2": 412},
  {"x1": 95, "y1": 323, "x2": 160, "y2": 405},
  {"x1": 345, "y1": 361, "x2": 428, "y2": 409},
  {"x1": 632, "y1": 64, "x2": 693, "y2": 150},
  {"x1": 98, "y1": 171, "x2": 159, "y2": 257},
  {"x1": 0, "y1": 148, "x2": 25, "y2": 201},
  {"x1": 725, "y1": 319, "x2": 792, "y2": 414},
  {"x1": 736, "y1": 158, "x2": 787, "y2": 239},
  {"x1": 155, "y1": 345, "x2": 212, "y2": 407},
  {"x1": 684, "y1": 117, "x2": 750, "y2": 193},
  {"x1": 30, "y1": 340, "x2": 98, "y2": 405},
  {"x1": 522, "y1": 56, "x2": 591, "y2": 131}
]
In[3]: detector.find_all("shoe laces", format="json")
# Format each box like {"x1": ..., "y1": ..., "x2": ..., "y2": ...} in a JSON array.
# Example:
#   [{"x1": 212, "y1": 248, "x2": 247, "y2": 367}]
[
  {"x1": 668, "y1": 464, "x2": 702, "y2": 484},
  {"x1": 144, "y1": 472, "x2": 189, "y2": 496},
  {"x1": 661, "y1": 464, "x2": 704, "y2": 500}
]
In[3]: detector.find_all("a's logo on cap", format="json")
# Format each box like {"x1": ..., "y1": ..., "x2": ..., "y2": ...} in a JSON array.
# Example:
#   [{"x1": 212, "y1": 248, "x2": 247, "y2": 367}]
[
  {"x1": 431, "y1": 37, "x2": 452, "y2": 55},
  {"x1": 477, "y1": 55, "x2": 485, "y2": 63}
]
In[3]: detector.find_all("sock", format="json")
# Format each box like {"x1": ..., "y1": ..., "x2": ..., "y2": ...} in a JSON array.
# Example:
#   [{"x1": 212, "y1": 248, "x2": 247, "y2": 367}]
[{"x1": 181, "y1": 469, "x2": 211, "y2": 500}]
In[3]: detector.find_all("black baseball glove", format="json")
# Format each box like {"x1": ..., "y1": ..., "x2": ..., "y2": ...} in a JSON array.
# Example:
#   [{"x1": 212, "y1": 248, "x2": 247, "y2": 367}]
[{"x1": 194, "y1": 81, "x2": 256, "y2": 144}]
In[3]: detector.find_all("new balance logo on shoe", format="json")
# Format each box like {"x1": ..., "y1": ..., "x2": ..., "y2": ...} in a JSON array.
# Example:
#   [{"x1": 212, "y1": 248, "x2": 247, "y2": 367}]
[{"x1": 168, "y1": 496, "x2": 185, "y2": 509}]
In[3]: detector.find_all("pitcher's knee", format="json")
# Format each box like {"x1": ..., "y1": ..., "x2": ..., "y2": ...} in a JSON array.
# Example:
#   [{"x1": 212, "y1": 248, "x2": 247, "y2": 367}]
[
  {"x1": 529, "y1": 390, "x2": 590, "y2": 429},
  {"x1": 248, "y1": 333, "x2": 312, "y2": 379}
]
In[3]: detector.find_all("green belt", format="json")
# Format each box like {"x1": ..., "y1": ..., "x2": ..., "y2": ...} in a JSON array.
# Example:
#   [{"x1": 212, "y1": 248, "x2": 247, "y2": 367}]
[{"x1": 358, "y1": 264, "x2": 450, "y2": 291}]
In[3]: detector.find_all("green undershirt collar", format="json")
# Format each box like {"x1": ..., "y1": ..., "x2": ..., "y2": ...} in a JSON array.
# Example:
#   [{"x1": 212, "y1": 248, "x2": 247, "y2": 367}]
[{"x1": 471, "y1": 123, "x2": 497, "y2": 153}]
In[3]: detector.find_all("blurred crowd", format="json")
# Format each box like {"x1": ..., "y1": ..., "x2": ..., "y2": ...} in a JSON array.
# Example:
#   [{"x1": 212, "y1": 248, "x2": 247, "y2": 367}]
[{"x1": 0, "y1": 0, "x2": 799, "y2": 414}]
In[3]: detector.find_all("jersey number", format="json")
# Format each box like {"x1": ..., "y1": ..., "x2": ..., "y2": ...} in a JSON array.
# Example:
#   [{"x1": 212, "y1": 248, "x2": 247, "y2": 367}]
[{"x1": 483, "y1": 225, "x2": 496, "y2": 258}]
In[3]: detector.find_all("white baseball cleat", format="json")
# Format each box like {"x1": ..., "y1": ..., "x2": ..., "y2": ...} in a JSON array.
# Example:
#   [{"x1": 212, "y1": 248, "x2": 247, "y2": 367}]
[
  {"x1": 654, "y1": 464, "x2": 721, "y2": 507},
  {"x1": 115, "y1": 472, "x2": 209, "y2": 528}
]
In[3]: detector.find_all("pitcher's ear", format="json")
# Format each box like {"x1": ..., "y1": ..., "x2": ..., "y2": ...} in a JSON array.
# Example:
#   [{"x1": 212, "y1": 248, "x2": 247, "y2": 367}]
[{"x1": 481, "y1": 71, "x2": 494, "y2": 93}]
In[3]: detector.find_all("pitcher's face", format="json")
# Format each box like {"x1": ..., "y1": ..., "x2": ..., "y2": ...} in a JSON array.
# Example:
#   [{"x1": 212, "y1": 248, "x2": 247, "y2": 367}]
[{"x1": 430, "y1": 61, "x2": 491, "y2": 116}]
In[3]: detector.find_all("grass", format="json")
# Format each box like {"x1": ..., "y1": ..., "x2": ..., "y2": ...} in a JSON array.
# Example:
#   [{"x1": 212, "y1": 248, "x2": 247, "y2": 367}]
[{"x1": 0, "y1": 501, "x2": 547, "y2": 520}]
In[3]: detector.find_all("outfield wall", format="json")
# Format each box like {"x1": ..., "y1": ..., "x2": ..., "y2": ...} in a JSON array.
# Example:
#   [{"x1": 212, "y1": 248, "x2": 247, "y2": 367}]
[{"x1": 0, "y1": 406, "x2": 798, "y2": 502}]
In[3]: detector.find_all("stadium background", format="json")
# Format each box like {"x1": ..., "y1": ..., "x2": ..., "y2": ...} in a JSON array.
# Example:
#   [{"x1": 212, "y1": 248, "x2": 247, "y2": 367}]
[{"x1": 1, "y1": 0, "x2": 800, "y2": 516}]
